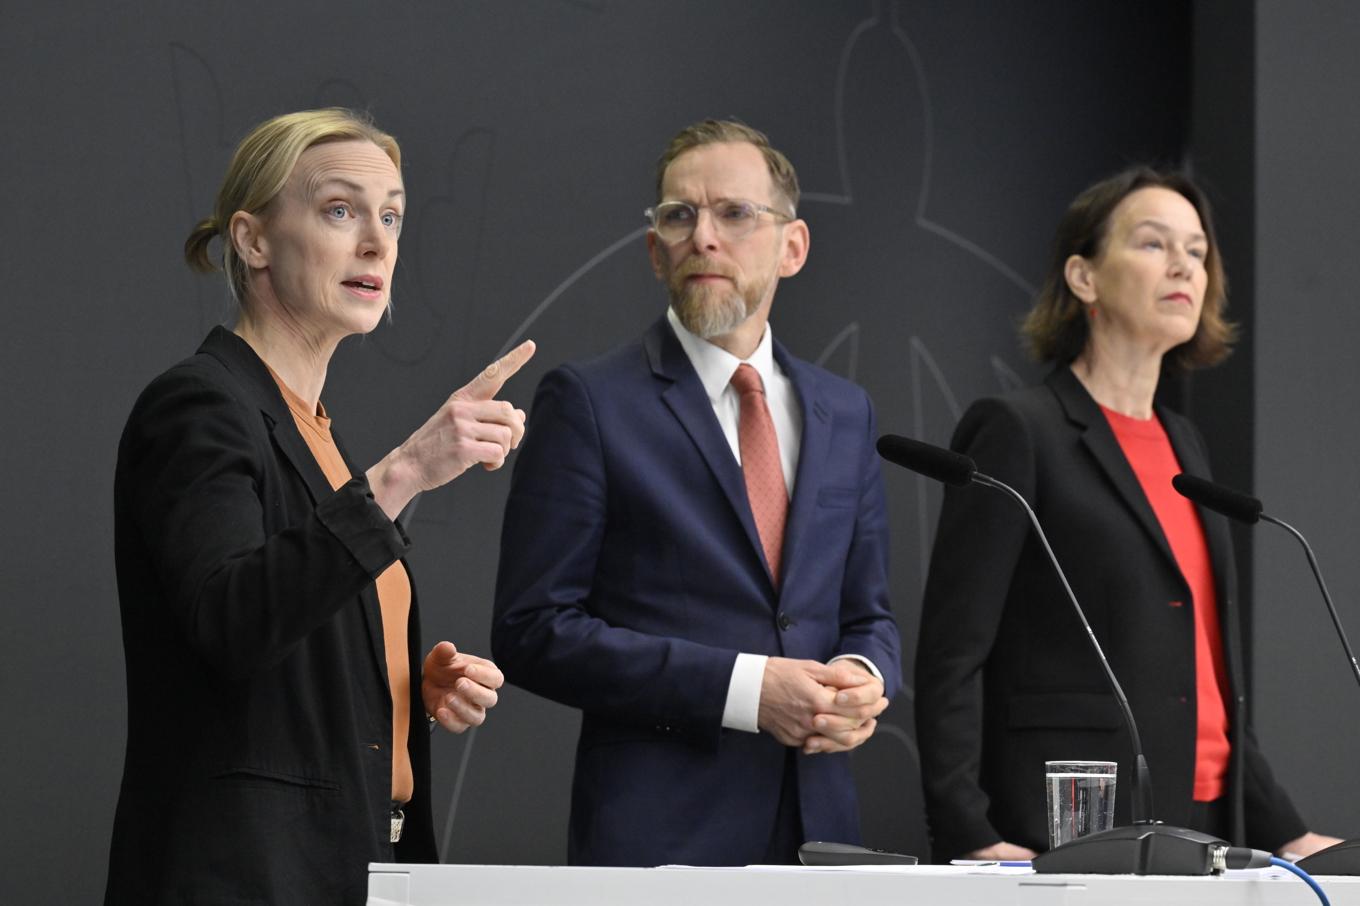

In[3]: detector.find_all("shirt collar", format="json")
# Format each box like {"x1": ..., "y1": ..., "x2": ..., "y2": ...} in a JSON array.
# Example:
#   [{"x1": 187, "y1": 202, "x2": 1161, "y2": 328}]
[{"x1": 666, "y1": 306, "x2": 777, "y2": 404}]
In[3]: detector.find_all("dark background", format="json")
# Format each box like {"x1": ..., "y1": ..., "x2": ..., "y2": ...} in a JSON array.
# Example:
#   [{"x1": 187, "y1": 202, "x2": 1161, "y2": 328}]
[{"x1": 2, "y1": 2, "x2": 1356, "y2": 901}]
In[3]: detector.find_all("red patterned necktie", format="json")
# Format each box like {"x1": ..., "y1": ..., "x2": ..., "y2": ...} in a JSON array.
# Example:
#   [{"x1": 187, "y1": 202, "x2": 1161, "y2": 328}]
[{"x1": 731, "y1": 363, "x2": 788, "y2": 587}]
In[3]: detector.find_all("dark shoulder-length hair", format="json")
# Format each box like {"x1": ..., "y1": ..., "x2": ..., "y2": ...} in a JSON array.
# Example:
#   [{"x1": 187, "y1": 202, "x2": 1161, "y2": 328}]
[{"x1": 1021, "y1": 166, "x2": 1236, "y2": 371}]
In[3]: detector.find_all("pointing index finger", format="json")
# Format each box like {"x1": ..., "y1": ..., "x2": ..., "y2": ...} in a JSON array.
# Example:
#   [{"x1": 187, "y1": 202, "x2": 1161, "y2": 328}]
[{"x1": 454, "y1": 339, "x2": 536, "y2": 401}]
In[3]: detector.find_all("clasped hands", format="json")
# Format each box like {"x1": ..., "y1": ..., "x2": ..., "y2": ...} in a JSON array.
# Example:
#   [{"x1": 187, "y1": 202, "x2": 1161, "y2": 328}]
[
  {"x1": 758, "y1": 656, "x2": 888, "y2": 754},
  {"x1": 421, "y1": 641, "x2": 504, "y2": 733}
]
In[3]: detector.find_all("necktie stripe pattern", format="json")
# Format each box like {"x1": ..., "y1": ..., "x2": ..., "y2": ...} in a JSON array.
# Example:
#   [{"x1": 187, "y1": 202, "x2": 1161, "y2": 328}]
[{"x1": 730, "y1": 363, "x2": 788, "y2": 587}]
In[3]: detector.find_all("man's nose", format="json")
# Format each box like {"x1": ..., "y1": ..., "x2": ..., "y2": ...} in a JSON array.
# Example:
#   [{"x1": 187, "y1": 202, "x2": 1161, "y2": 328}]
[{"x1": 688, "y1": 207, "x2": 721, "y2": 250}]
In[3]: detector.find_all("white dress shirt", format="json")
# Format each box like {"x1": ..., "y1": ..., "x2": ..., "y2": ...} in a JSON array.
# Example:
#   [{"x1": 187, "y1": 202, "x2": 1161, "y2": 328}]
[{"x1": 665, "y1": 308, "x2": 882, "y2": 734}]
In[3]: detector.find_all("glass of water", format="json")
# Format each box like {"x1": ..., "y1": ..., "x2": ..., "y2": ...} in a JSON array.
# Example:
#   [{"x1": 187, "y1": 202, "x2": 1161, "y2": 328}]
[{"x1": 1045, "y1": 760, "x2": 1117, "y2": 849}]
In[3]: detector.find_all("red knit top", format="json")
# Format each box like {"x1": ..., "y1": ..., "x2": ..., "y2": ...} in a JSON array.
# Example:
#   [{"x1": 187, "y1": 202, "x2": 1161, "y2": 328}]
[{"x1": 1102, "y1": 405, "x2": 1230, "y2": 802}]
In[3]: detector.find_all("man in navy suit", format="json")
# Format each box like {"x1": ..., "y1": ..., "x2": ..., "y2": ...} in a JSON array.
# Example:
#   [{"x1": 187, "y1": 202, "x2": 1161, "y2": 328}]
[{"x1": 492, "y1": 120, "x2": 901, "y2": 867}]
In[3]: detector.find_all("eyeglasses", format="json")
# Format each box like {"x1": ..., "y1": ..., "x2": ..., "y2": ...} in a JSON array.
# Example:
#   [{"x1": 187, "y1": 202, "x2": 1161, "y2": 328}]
[{"x1": 644, "y1": 199, "x2": 794, "y2": 244}]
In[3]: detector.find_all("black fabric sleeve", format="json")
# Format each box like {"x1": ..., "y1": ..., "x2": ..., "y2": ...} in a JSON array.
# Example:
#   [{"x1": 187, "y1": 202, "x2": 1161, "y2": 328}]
[
  {"x1": 120, "y1": 367, "x2": 408, "y2": 679},
  {"x1": 914, "y1": 397, "x2": 1037, "y2": 859}
]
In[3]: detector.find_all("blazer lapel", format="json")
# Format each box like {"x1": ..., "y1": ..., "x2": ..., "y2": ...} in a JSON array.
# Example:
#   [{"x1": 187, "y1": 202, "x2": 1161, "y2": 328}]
[
  {"x1": 1161, "y1": 412, "x2": 1244, "y2": 679},
  {"x1": 776, "y1": 344, "x2": 831, "y2": 599},
  {"x1": 645, "y1": 318, "x2": 775, "y2": 591},
  {"x1": 201, "y1": 327, "x2": 390, "y2": 683},
  {"x1": 1159, "y1": 412, "x2": 1234, "y2": 591},
  {"x1": 1048, "y1": 368, "x2": 1182, "y2": 579},
  {"x1": 331, "y1": 433, "x2": 399, "y2": 683}
]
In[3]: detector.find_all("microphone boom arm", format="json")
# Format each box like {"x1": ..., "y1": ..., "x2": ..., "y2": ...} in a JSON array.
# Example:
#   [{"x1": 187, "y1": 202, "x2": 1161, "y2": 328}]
[
  {"x1": 1260, "y1": 513, "x2": 1360, "y2": 692},
  {"x1": 972, "y1": 472, "x2": 1156, "y2": 825}
]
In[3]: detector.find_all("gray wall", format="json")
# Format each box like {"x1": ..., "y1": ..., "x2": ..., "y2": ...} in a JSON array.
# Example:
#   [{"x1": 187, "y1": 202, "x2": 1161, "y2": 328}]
[
  {"x1": 1253, "y1": 0, "x2": 1360, "y2": 837},
  {"x1": 1, "y1": 1, "x2": 1212, "y2": 901}
]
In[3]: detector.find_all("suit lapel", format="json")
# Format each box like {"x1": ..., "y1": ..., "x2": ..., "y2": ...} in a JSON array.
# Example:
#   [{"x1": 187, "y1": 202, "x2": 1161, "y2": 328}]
[
  {"x1": 1159, "y1": 412, "x2": 1233, "y2": 593},
  {"x1": 645, "y1": 318, "x2": 775, "y2": 592},
  {"x1": 331, "y1": 432, "x2": 398, "y2": 683},
  {"x1": 201, "y1": 326, "x2": 390, "y2": 683},
  {"x1": 777, "y1": 344, "x2": 831, "y2": 599},
  {"x1": 1048, "y1": 368, "x2": 1182, "y2": 579},
  {"x1": 1161, "y1": 411, "x2": 1244, "y2": 684}
]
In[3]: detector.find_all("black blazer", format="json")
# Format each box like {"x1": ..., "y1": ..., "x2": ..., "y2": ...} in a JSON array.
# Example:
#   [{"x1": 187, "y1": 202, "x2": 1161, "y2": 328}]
[
  {"x1": 105, "y1": 328, "x2": 435, "y2": 905},
  {"x1": 914, "y1": 367, "x2": 1305, "y2": 861}
]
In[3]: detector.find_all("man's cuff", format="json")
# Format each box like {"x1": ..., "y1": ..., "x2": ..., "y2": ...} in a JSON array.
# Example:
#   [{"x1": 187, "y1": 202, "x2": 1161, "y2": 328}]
[
  {"x1": 721, "y1": 653, "x2": 768, "y2": 733},
  {"x1": 829, "y1": 653, "x2": 883, "y2": 685}
]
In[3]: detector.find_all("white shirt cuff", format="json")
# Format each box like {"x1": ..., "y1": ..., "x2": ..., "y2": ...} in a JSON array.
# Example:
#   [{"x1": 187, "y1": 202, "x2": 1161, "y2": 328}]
[
  {"x1": 721, "y1": 653, "x2": 769, "y2": 733},
  {"x1": 829, "y1": 653, "x2": 883, "y2": 685}
]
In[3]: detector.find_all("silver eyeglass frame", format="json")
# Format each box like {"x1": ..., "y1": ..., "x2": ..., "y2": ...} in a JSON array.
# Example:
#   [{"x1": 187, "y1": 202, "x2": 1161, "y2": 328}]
[{"x1": 643, "y1": 199, "x2": 795, "y2": 243}]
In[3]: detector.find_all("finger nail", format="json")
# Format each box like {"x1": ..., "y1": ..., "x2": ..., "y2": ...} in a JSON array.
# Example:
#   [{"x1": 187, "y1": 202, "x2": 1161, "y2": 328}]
[
  {"x1": 807, "y1": 741, "x2": 820, "y2": 752},
  {"x1": 836, "y1": 692, "x2": 849, "y2": 704}
]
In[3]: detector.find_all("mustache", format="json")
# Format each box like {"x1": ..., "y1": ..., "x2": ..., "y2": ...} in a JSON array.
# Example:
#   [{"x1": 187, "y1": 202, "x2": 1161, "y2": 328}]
[{"x1": 672, "y1": 257, "x2": 736, "y2": 282}]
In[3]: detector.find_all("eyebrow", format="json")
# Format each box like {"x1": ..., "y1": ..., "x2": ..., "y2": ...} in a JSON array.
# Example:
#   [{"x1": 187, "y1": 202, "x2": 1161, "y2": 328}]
[
  {"x1": 309, "y1": 176, "x2": 405, "y2": 201},
  {"x1": 1131, "y1": 219, "x2": 1206, "y2": 243}
]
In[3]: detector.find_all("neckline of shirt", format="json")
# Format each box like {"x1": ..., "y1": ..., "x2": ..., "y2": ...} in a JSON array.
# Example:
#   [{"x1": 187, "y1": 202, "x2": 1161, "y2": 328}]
[
  {"x1": 265, "y1": 364, "x2": 334, "y2": 442},
  {"x1": 665, "y1": 306, "x2": 780, "y2": 403}
]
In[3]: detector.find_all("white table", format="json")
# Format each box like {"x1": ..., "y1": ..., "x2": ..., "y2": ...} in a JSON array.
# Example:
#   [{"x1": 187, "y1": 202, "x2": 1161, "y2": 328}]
[{"x1": 368, "y1": 862, "x2": 1360, "y2": 905}]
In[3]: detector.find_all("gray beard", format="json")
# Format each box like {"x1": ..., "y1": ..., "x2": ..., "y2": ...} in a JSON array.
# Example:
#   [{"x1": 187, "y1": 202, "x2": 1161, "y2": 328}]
[{"x1": 670, "y1": 284, "x2": 753, "y2": 339}]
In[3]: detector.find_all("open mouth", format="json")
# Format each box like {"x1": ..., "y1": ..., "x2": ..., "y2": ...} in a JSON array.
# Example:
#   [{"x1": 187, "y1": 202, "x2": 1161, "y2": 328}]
[{"x1": 342, "y1": 279, "x2": 382, "y2": 291}]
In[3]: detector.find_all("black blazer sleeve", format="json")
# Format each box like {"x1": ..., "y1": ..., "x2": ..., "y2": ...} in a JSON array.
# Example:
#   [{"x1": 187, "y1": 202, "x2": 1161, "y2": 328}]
[
  {"x1": 119, "y1": 362, "x2": 407, "y2": 679},
  {"x1": 914, "y1": 397, "x2": 1037, "y2": 858}
]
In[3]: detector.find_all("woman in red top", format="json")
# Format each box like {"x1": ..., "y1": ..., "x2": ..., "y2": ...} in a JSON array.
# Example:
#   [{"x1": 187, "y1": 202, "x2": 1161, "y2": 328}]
[{"x1": 914, "y1": 167, "x2": 1340, "y2": 862}]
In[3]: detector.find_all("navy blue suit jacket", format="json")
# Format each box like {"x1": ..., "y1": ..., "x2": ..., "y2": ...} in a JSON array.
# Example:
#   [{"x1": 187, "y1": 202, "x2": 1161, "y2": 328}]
[{"x1": 492, "y1": 316, "x2": 901, "y2": 866}]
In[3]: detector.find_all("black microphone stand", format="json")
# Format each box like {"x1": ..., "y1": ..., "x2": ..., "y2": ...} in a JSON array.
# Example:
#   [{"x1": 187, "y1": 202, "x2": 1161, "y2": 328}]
[
  {"x1": 1257, "y1": 513, "x2": 1360, "y2": 875},
  {"x1": 1251, "y1": 511, "x2": 1360, "y2": 870},
  {"x1": 1170, "y1": 473, "x2": 1360, "y2": 874},
  {"x1": 1258, "y1": 513, "x2": 1360, "y2": 693},
  {"x1": 969, "y1": 473, "x2": 1228, "y2": 874}
]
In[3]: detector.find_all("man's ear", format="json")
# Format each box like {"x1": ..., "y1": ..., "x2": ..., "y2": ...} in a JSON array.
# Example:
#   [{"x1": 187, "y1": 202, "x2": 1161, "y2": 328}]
[
  {"x1": 777, "y1": 219, "x2": 810, "y2": 278},
  {"x1": 229, "y1": 210, "x2": 269, "y2": 269},
  {"x1": 1064, "y1": 254, "x2": 1098, "y2": 304},
  {"x1": 645, "y1": 230, "x2": 666, "y2": 281}
]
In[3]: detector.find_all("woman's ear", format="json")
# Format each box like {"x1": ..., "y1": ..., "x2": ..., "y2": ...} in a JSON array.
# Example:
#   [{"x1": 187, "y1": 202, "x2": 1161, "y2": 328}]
[
  {"x1": 229, "y1": 211, "x2": 269, "y2": 269},
  {"x1": 1064, "y1": 254, "x2": 1098, "y2": 304}
]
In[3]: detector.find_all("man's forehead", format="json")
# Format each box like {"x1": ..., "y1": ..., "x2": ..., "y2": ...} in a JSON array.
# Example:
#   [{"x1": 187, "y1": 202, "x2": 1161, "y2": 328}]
[{"x1": 661, "y1": 141, "x2": 774, "y2": 201}]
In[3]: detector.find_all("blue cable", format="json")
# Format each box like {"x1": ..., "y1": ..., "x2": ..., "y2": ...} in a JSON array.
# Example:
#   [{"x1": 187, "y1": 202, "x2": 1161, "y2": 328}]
[{"x1": 1270, "y1": 855, "x2": 1330, "y2": 906}]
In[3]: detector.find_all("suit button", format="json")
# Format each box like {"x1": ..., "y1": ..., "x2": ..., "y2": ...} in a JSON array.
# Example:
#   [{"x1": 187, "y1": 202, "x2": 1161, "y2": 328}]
[
  {"x1": 777, "y1": 612, "x2": 793, "y2": 631},
  {"x1": 1169, "y1": 600, "x2": 1184, "y2": 608},
  {"x1": 1178, "y1": 695, "x2": 1188, "y2": 704}
]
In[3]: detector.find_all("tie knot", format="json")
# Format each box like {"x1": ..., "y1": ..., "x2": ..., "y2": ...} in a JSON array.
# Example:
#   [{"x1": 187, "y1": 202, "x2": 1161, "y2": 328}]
[{"x1": 730, "y1": 363, "x2": 765, "y2": 396}]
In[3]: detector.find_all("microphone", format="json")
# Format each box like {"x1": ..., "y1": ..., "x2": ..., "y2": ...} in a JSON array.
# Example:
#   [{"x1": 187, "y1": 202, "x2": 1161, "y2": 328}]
[
  {"x1": 880, "y1": 434, "x2": 1227, "y2": 874},
  {"x1": 1171, "y1": 473, "x2": 1262, "y2": 524},
  {"x1": 1172, "y1": 472, "x2": 1360, "y2": 693},
  {"x1": 875, "y1": 434, "x2": 975, "y2": 487},
  {"x1": 1173, "y1": 472, "x2": 1360, "y2": 876}
]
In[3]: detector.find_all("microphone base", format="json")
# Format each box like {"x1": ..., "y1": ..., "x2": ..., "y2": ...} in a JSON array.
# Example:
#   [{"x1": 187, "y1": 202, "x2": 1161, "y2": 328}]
[
  {"x1": 1297, "y1": 839, "x2": 1360, "y2": 875},
  {"x1": 1032, "y1": 822, "x2": 1226, "y2": 875}
]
